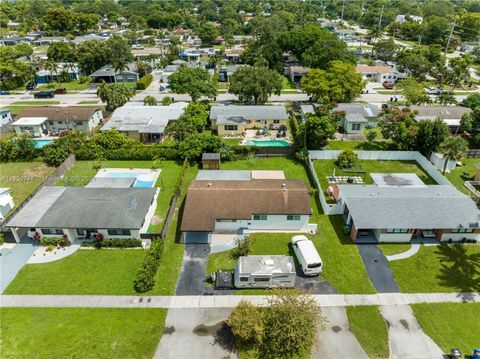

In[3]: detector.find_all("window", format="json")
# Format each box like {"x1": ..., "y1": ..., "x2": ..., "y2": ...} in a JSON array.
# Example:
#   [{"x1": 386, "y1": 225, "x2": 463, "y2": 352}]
[
  {"x1": 253, "y1": 277, "x2": 270, "y2": 282},
  {"x1": 386, "y1": 229, "x2": 409, "y2": 233},
  {"x1": 253, "y1": 214, "x2": 267, "y2": 220},
  {"x1": 49, "y1": 121, "x2": 54, "y2": 125},
  {"x1": 273, "y1": 120, "x2": 280, "y2": 124},
  {"x1": 55, "y1": 229, "x2": 64, "y2": 235},
  {"x1": 351, "y1": 123, "x2": 361, "y2": 131},
  {"x1": 452, "y1": 228, "x2": 474, "y2": 233},
  {"x1": 107, "y1": 229, "x2": 131, "y2": 236},
  {"x1": 224, "y1": 125, "x2": 238, "y2": 131},
  {"x1": 75, "y1": 121, "x2": 82, "y2": 126},
  {"x1": 57, "y1": 121, "x2": 63, "y2": 124},
  {"x1": 287, "y1": 215, "x2": 301, "y2": 221},
  {"x1": 76, "y1": 229, "x2": 85, "y2": 236},
  {"x1": 239, "y1": 277, "x2": 249, "y2": 282},
  {"x1": 246, "y1": 120, "x2": 251, "y2": 124},
  {"x1": 41, "y1": 229, "x2": 52, "y2": 234}
]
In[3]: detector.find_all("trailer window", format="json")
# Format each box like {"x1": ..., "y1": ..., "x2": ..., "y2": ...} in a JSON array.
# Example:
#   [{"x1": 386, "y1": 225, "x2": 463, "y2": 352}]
[
  {"x1": 239, "y1": 277, "x2": 249, "y2": 282},
  {"x1": 253, "y1": 277, "x2": 270, "y2": 282},
  {"x1": 307, "y1": 263, "x2": 322, "y2": 269}
]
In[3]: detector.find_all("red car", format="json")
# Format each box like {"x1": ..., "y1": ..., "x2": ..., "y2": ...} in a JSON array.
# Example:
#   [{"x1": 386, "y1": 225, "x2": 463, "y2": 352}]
[
  {"x1": 54, "y1": 88, "x2": 67, "y2": 94},
  {"x1": 382, "y1": 81, "x2": 394, "y2": 89}
]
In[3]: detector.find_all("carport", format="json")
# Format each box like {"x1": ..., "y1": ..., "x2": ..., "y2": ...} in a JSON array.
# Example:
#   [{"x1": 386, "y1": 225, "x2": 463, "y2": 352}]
[{"x1": 182, "y1": 232, "x2": 211, "y2": 244}]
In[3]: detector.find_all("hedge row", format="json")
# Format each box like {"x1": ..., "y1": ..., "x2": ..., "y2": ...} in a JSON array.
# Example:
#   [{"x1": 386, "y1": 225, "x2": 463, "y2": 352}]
[
  {"x1": 40, "y1": 236, "x2": 71, "y2": 247},
  {"x1": 133, "y1": 238, "x2": 165, "y2": 293},
  {"x1": 81, "y1": 238, "x2": 142, "y2": 248},
  {"x1": 136, "y1": 74, "x2": 153, "y2": 90}
]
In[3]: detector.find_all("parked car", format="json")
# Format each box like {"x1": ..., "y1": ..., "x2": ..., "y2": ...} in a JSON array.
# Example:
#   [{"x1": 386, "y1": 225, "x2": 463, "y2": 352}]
[
  {"x1": 54, "y1": 87, "x2": 67, "y2": 94},
  {"x1": 26, "y1": 82, "x2": 36, "y2": 90},
  {"x1": 132, "y1": 44, "x2": 144, "y2": 49},
  {"x1": 33, "y1": 91, "x2": 55, "y2": 99},
  {"x1": 383, "y1": 81, "x2": 394, "y2": 89},
  {"x1": 159, "y1": 84, "x2": 170, "y2": 92},
  {"x1": 0, "y1": 91, "x2": 10, "y2": 95},
  {"x1": 426, "y1": 87, "x2": 442, "y2": 95},
  {"x1": 473, "y1": 349, "x2": 480, "y2": 359},
  {"x1": 291, "y1": 235, "x2": 322, "y2": 276},
  {"x1": 27, "y1": 228, "x2": 37, "y2": 238}
]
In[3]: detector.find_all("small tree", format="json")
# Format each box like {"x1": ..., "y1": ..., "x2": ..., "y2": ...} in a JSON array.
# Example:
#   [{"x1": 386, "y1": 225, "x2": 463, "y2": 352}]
[
  {"x1": 438, "y1": 136, "x2": 468, "y2": 174},
  {"x1": 161, "y1": 96, "x2": 173, "y2": 106},
  {"x1": 144, "y1": 95, "x2": 157, "y2": 106},
  {"x1": 366, "y1": 129, "x2": 377, "y2": 142},
  {"x1": 337, "y1": 149, "x2": 358, "y2": 167},
  {"x1": 230, "y1": 236, "x2": 253, "y2": 259}
]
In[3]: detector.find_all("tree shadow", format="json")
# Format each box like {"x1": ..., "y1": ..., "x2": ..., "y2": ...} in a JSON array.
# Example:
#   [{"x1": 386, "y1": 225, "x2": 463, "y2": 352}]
[
  {"x1": 213, "y1": 322, "x2": 237, "y2": 353},
  {"x1": 435, "y1": 245, "x2": 480, "y2": 301}
]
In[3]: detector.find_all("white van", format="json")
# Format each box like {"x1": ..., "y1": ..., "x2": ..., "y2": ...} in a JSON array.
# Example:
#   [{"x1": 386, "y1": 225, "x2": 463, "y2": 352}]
[{"x1": 291, "y1": 235, "x2": 322, "y2": 276}]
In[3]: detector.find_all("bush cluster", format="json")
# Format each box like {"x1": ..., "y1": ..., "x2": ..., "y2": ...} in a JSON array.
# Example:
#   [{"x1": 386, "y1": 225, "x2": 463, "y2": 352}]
[
  {"x1": 136, "y1": 74, "x2": 153, "y2": 90},
  {"x1": 40, "y1": 236, "x2": 71, "y2": 247},
  {"x1": 133, "y1": 238, "x2": 165, "y2": 293},
  {"x1": 230, "y1": 236, "x2": 253, "y2": 259},
  {"x1": 81, "y1": 238, "x2": 142, "y2": 248}
]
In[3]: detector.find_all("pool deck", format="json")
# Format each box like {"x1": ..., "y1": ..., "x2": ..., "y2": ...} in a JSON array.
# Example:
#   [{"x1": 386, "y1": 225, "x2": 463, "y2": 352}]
[{"x1": 95, "y1": 168, "x2": 161, "y2": 185}]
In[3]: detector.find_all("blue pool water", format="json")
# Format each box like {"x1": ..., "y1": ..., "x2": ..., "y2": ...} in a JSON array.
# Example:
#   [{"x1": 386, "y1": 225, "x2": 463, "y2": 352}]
[
  {"x1": 31, "y1": 139, "x2": 54, "y2": 148},
  {"x1": 105, "y1": 172, "x2": 155, "y2": 188},
  {"x1": 244, "y1": 140, "x2": 290, "y2": 147}
]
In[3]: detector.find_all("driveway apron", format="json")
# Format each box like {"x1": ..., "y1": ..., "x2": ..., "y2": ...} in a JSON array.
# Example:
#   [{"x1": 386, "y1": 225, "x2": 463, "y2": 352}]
[
  {"x1": 175, "y1": 244, "x2": 209, "y2": 296},
  {"x1": 312, "y1": 306, "x2": 368, "y2": 359},
  {"x1": 357, "y1": 244, "x2": 400, "y2": 293},
  {"x1": 0, "y1": 238, "x2": 38, "y2": 293},
  {"x1": 380, "y1": 305, "x2": 444, "y2": 359}
]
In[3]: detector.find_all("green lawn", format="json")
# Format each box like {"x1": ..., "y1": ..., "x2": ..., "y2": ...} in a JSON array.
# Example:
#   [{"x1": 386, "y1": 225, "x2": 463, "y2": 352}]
[
  {"x1": 346, "y1": 306, "x2": 389, "y2": 359},
  {"x1": 37, "y1": 81, "x2": 90, "y2": 92},
  {"x1": 1, "y1": 307, "x2": 167, "y2": 359},
  {"x1": 0, "y1": 160, "x2": 55, "y2": 210},
  {"x1": 12, "y1": 101, "x2": 60, "y2": 105},
  {"x1": 77, "y1": 100, "x2": 100, "y2": 104},
  {"x1": 223, "y1": 137, "x2": 242, "y2": 145},
  {"x1": 209, "y1": 158, "x2": 375, "y2": 294},
  {"x1": 326, "y1": 140, "x2": 392, "y2": 151},
  {"x1": 4, "y1": 250, "x2": 146, "y2": 295},
  {"x1": 378, "y1": 243, "x2": 412, "y2": 257},
  {"x1": 389, "y1": 244, "x2": 480, "y2": 293},
  {"x1": 313, "y1": 159, "x2": 436, "y2": 193},
  {"x1": 444, "y1": 158, "x2": 477, "y2": 195},
  {"x1": 57, "y1": 160, "x2": 184, "y2": 232},
  {"x1": 412, "y1": 303, "x2": 480, "y2": 354}
]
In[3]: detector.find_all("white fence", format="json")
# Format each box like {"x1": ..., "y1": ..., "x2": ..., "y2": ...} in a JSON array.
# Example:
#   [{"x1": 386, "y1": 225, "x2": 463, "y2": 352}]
[{"x1": 307, "y1": 150, "x2": 454, "y2": 215}]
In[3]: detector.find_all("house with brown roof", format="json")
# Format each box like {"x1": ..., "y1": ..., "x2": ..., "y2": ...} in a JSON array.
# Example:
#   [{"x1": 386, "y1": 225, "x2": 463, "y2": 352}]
[
  {"x1": 180, "y1": 170, "x2": 317, "y2": 243},
  {"x1": 12, "y1": 106, "x2": 102, "y2": 137}
]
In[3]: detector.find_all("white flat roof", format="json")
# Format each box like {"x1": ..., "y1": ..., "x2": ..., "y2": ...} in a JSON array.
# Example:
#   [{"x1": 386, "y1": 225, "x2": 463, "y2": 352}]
[{"x1": 12, "y1": 117, "x2": 48, "y2": 126}]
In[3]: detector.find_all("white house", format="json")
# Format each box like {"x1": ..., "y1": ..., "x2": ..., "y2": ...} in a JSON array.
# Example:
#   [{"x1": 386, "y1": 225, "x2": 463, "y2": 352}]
[
  {"x1": 180, "y1": 170, "x2": 317, "y2": 244},
  {"x1": 12, "y1": 107, "x2": 103, "y2": 137},
  {"x1": 355, "y1": 65, "x2": 401, "y2": 83},
  {"x1": 0, "y1": 188, "x2": 14, "y2": 221},
  {"x1": 0, "y1": 109, "x2": 13, "y2": 128},
  {"x1": 395, "y1": 15, "x2": 423, "y2": 24}
]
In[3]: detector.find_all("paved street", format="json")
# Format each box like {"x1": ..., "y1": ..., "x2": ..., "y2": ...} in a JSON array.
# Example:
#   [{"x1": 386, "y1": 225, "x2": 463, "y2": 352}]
[{"x1": 2, "y1": 292, "x2": 479, "y2": 308}]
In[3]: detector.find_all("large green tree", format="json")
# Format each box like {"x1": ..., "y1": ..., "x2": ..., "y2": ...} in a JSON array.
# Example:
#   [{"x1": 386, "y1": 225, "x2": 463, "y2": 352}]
[
  {"x1": 47, "y1": 42, "x2": 76, "y2": 62},
  {"x1": 197, "y1": 22, "x2": 218, "y2": 45},
  {"x1": 372, "y1": 39, "x2": 398, "y2": 62},
  {"x1": 303, "y1": 113, "x2": 337, "y2": 149},
  {"x1": 415, "y1": 119, "x2": 450, "y2": 158},
  {"x1": 438, "y1": 136, "x2": 468, "y2": 174},
  {"x1": 397, "y1": 77, "x2": 430, "y2": 105},
  {"x1": 106, "y1": 35, "x2": 134, "y2": 72},
  {"x1": 168, "y1": 66, "x2": 217, "y2": 102},
  {"x1": 76, "y1": 40, "x2": 112, "y2": 75},
  {"x1": 301, "y1": 61, "x2": 364, "y2": 104},
  {"x1": 228, "y1": 66, "x2": 282, "y2": 104}
]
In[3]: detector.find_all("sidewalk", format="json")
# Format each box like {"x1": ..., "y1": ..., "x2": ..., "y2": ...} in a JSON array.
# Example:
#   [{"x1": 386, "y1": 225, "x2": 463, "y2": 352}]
[{"x1": 2, "y1": 292, "x2": 479, "y2": 308}]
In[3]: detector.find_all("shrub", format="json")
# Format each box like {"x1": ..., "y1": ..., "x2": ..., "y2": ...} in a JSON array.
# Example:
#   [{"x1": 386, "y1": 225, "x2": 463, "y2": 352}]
[
  {"x1": 133, "y1": 238, "x2": 165, "y2": 293},
  {"x1": 136, "y1": 74, "x2": 153, "y2": 90},
  {"x1": 40, "y1": 236, "x2": 71, "y2": 247},
  {"x1": 366, "y1": 129, "x2": 377, "y2": 142},
  {"x1": 337, "y1": 149, "x2": 358, "y2": 166},
  {"x1": 144, "y1": 95, "x2": 157, "y2": 106},
  {"x1": 230, "y1": 236, "x2": 253, "y2": 259},
  {"x1": 161, "y1": 97, "x2": 173, "y2": 106},
  {"x1": 0, "y1": 233, "x2": 4, "y2": 245},
  {"x1": 81, "y1": 238, "x2": 142, "y2": 248},
  {"x1": 227, "y1": 301, "x2": 264, "y2": 345},
  {"x1": 78, "y1": 76, "x2": 90, "y2": 84}
]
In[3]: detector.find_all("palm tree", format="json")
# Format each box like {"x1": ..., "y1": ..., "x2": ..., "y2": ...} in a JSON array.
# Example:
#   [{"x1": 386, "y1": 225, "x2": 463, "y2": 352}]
[
  {"x1": 45, "y1": 60, "x2": 60, "y2": 84},
  {"x1": 97, "y1": 81, "x2": 110, "y2": 103},
  {"x1": 112, "y1": 60, "x2": 129, "y2": 82},
  {"x1": 63, "y1": 62, "x2": 76, "y2": 82},
  {"x1": 368, "y1": 25, "x2": 383, "y2": 44},
  {"x1": 438, "y1": 136, "x2": 468, "y2": 174}
]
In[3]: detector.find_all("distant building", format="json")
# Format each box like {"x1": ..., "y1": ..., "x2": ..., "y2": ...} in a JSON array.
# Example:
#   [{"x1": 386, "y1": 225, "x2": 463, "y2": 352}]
[
  {"x1": 395, "y1": 15, "x2": 423, "y2": 24},
  {"x1": 35, "y1": 63, "x2": 79, "y2": 84},
  {"x1": 355, "y1": 65, "x2": 401, "y2": 83},
  {"x1": 89, "y1": 63, "x2": 139, "y2": 83}
]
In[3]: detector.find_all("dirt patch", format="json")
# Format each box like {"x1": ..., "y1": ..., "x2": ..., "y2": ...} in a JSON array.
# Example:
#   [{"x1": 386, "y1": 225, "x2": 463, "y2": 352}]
[
  {"x1": 150, "y1": 215, "x2": 163, "y2": 225},
  {"x1": 331, "y1": 325, "x2": 342, "y2": 333},
  {"x1": 163, "y1": 326, "x2": 175, "y2": 335},
  {"x1": 23, "y1": 163, "x2": 53, "y2": 179},
  {"x1": 400, "y1": 319, "x2": 409, "y2": 330}
]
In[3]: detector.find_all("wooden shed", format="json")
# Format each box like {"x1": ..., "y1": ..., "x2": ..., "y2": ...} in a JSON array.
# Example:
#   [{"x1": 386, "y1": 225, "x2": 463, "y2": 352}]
[{"x1": 202, "y1": 153, "x2": 220, "y2": 169}]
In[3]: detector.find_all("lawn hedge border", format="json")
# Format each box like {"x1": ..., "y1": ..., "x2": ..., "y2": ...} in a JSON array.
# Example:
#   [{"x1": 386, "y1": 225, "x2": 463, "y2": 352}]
[
  {"x1": 133, "y1": 238, "x2": 165, "y2": 293},
  {"x1": 136, "y1": 74, "x2": 153, "y2": 90},
  {"x1": 81, "y1": 239, "x2": 142, "y2": 248}
]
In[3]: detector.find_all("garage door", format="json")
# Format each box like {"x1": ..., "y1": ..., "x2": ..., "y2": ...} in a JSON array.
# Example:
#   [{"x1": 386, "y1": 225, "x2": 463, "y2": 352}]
[{"x1": 184, "y1": 232, "x2": 210, "y2": 244}]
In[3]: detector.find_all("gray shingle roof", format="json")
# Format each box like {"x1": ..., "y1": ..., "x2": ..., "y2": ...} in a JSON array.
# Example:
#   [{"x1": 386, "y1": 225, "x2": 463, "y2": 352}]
[{"x1": 210, "y1": 105, "x2": 287, "y2": 121}]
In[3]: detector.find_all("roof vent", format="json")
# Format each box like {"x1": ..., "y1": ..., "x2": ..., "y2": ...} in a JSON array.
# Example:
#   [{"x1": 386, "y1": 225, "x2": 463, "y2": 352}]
[
  {"x1": 282, "y1": 183, "x2": 286, "y2": 187},
  {"x1": 208, "y1": 182, "x2": 212, "y2": 187}
]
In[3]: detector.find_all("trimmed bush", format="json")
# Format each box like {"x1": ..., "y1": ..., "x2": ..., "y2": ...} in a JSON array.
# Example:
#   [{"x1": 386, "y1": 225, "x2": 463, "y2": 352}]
[
  {"x1": 133, "y1": 238, "x2": 165, "y2": 293},
  {"x1": 136, "y1": 74, "x2": 153, "y2": 90},
  {"x1": 40, "y1": 236, "x2": 71, "y2": 247},
  {"x1": 81, "y1": 238, "x2": 142, "y2": 248},
  {"x1": 76, "y1": 144, "x2": 178, "y2": 161}
]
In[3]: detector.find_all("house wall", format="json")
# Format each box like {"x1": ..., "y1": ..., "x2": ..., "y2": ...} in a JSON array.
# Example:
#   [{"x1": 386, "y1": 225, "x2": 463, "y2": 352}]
[
  {"x1": 39, "y1": 228, "x2": 141, "y2": 241},
  {"x1": 215, "y1": 119, "x2": 287, "y2": 136},
  {"x1": 14, "y1": 123, "x2": 46, "y2": 137},
  {"x1": 376, "y1": 229, "x2": 413, "y2": 242},
  {"x1": 214, "y1": 214, "x2": 312, "y2": 233},
  {"x1": 344, "y1": 119, "x2": 366, "y2": 134},
  {"x1": 437, "y1": 228, "x2": 480, "y2": 242}
]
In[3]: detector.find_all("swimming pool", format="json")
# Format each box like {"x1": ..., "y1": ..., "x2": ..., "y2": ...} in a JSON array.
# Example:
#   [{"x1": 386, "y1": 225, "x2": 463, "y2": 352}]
[
  {"x1": 105, "y1": 173, "x2": 155, "y2": 188},
  {"x1": 244, "y1": 140, "x2": 290, "y2": 147},
  {"x1": 31, "y1": 139, "x2": 54, "y2": 149}
]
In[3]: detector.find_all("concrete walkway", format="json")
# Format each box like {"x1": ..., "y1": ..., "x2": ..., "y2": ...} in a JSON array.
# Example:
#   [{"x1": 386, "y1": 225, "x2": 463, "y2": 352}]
[
  {"x1": 386, "y1": 243, "x2": 420, "y2": 262},
  {"x1": 380, "y1": 305, "x2": 443, "y2": 358},
  {"x1": 2, "y1": 292, "x2": 478, "y2": 308},
  {"x1": 28, "y1": 244, "x2": 81, "y2": 264},
  {"x1": 357, "y1": 244, "x2": 400, "y2": 293},
  {"x1": 0, "y1": 239, "x2": 38, "y2": 293}
]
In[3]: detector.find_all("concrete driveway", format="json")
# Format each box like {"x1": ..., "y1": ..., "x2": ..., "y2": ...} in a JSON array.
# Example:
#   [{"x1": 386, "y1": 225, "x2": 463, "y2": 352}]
[
  {"x1": 175, "y1": 244, "x2": 209, "y2": 295},
  {"x1": 358, "y1": 244, "x2": 400, "y2": 293},
  {"x1": 380, "y1": 305, "x2": 444, "y2": 359},
  {"x1": 154, "y1": 308, "x2": 237, "y2": 359},
  {"x1": 0, "y1": 237, "x2": 38, "y2": 293},
  {"x1": 311, "y1": 307, "x2": 368, "y2": 359}
]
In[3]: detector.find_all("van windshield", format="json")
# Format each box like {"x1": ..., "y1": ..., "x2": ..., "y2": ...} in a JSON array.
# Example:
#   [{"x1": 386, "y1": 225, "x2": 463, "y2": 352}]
[{"x1": 307, "y1": 263, "x2": 322, "y2": 269}]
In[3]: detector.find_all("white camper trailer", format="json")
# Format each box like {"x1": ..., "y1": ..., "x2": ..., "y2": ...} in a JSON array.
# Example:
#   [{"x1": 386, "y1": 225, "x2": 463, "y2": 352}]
[{"x1": 233, "y1": 255, "x2": 296, "y2": 288}]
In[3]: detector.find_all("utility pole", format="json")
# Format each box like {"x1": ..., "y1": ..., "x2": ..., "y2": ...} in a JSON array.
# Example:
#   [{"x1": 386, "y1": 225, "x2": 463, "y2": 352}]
[
  {"x1": 341, "y1": 0, "x2": 346, "y2": 21},
  {"x1": 378, "y1": 5, "x2": 385, "y2": 28},
  {"x1": 445, "y1": 21, "x2": 456, "y2": 54}
]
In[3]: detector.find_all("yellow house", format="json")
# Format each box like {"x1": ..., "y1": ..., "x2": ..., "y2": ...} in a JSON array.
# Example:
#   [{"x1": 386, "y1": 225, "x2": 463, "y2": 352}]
[{"x1": 210, "y1": 105, "x2": 288, "y2": 136}]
